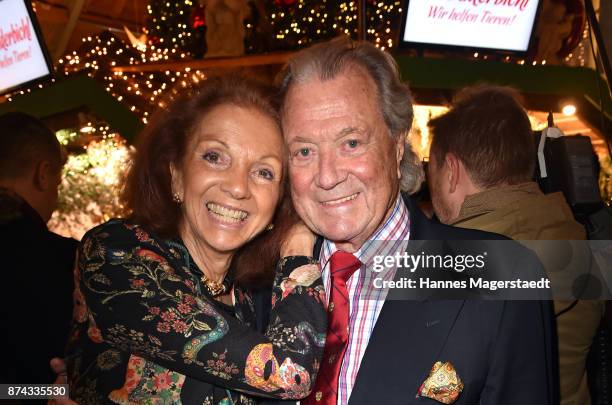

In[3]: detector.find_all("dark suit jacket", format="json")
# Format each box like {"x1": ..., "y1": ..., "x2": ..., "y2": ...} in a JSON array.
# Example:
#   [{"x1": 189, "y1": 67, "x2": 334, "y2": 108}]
[
  {"x1": 0, "y1": 189, "x2": 78, "y2": 386},
  {"x1": 258, "y1": 195, "x2": 556, "y2": 405}
]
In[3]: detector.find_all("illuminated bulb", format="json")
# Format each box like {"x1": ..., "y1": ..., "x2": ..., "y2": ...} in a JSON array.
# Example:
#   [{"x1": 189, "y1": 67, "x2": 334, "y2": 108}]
[
  {"x1": 562, "y1": 104, "x2": 576, "y2": 116},
  {"x1": 80, "y1": 125, "x2": 94, "y2": 133}
]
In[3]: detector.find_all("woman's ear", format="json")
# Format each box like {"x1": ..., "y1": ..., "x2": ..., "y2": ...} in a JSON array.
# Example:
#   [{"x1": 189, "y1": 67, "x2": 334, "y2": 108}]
[{"x1": 169, "y1": 162, "x2": 183, "y2": 200}]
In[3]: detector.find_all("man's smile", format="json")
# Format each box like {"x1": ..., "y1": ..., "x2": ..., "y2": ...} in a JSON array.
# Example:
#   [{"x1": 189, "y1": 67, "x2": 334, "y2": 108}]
[{"x1": 320, "y1": 192, "x2": 360, "y2": 206}]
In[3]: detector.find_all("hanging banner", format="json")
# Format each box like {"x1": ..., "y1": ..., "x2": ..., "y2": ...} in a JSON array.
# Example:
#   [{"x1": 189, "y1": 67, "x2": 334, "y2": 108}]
[
  {"x1": 0, "y1": 0, "x2": 52, "y2": 95},
  {"x1": 400, "y1": 0, "x2": 541, "y2": 53}
]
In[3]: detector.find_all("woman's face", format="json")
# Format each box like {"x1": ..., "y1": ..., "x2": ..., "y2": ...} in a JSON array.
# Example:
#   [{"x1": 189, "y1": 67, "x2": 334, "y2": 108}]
[{"x1": 172, "y1": 104, "x2": 284, "y2": 256}]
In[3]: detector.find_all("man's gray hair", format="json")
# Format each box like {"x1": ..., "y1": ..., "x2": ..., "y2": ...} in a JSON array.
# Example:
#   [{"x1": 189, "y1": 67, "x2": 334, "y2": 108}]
[{"x1": 277, "y1": 36, "x2": 424, "y2": 194}]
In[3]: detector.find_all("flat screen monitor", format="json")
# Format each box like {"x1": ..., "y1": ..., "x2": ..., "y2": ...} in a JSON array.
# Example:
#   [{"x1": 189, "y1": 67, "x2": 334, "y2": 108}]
[
  {"x1": 0, "y1": 0, "x2": 53, "y2": 95},
  {"x1": 399, "y1": 0, "x2": 541, "y2": 54}
]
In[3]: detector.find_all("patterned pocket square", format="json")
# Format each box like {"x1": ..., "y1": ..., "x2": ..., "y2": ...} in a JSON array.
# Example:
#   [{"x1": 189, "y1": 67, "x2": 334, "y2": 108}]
[{"x1": 416, "y1": 361, "x2": 464, "y2": 404}]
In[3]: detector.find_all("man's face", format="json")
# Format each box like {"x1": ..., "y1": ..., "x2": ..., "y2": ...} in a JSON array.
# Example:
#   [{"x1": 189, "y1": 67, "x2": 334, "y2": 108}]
[
  {"x1": 282, "y1": 68, "x2": 404, "y2": 252},
  {"x1": 427, "y1": 152, "x2": 462, "y2": 224}
]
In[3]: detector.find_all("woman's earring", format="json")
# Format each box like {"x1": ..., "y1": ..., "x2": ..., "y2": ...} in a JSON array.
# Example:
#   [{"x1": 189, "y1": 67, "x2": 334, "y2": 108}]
[
  {"x1": 265, "y1": 223, "x2": 274, "y2": 231},
  {"x1": 172, "y1": 193, "x2": 182, "y2": 204}
]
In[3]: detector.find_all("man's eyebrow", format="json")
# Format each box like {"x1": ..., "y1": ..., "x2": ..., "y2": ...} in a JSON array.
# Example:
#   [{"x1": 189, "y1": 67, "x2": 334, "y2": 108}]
[
  {"x1": 288, "y1": 136, "x2": 314, "y2": 144},
  {"x1": 289, "y1": 127, "x2": 363, "y2": 144},
  {"x1": 335, "y1": 127, "x2": 361, "y2": 139}
]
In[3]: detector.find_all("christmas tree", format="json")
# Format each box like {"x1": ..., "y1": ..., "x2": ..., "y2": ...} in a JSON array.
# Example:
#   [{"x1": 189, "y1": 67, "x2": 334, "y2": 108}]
[
  {"x1": 265, "y1": 0, "x2": 353, "y2": 50},
  {"x1": 143, "y1": 0, "x2": 404, "y2": 56},
  {"x1": 146, "y1": 0, "x2": 207, "y2": 58},
  {"x1": 265, "y1": 0, "x2": 403, "y2": 51}
]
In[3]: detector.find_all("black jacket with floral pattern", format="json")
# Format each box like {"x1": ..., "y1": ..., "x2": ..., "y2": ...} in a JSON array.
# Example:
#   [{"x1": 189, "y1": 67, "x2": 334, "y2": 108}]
[{"x1": 66, "y1": 219, "x2": 326, "y2": 404}]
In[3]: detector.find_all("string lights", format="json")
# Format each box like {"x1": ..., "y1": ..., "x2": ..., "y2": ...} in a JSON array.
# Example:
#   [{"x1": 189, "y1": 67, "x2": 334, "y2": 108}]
[
  {"x1": 146, "y1": 0, "x2": 207, "y2": 57},
  {"x1": 5, "y1": 1, "x2": 405, "y2": 121},
  {"x1": 49, "y1": 132, "x2": 132, "y2": 239},
  {"x1": 4, "y1": 1, "x2": 609, "y2": 225},
  {"x1": 6, "y1": 30, "x2": 205, "y2": 124},
  {"x1": 267, "y1": 1, "x2": 402, "y2": 50}
]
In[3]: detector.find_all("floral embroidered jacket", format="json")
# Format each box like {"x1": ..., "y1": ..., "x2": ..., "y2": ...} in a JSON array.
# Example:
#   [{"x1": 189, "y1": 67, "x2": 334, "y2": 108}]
[{"x1": 66, "y1": 219, "x2": 327, "y2": 404}]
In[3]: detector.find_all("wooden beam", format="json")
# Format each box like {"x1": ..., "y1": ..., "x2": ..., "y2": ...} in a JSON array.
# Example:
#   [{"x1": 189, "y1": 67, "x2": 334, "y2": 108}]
[
  {"x1": 109, "y1": 0, "x2": 128, "y2": 18},
  {"x1": 52, "y1": 0, "x2": 88, "y2": 61},
  {"x1": 112, "y1": 52, "x2": 294, "y2": 73},
  {"x1": 36, "y1": 2, "x2": 140, "y2": 31}
]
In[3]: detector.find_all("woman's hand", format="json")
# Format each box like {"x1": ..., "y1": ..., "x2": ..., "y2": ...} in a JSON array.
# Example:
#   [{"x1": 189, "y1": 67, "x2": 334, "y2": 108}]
[
  {"x1": 280, "y1": 222, "x2": 316, "y2": 257},
  {"x1": 47, "y1": 358, "x2": 76, "y2": 405}
]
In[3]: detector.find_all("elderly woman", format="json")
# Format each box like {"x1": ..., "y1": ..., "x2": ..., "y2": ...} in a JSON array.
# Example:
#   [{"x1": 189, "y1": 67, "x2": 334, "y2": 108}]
[{"x1": 65, "y1": 75, "x2": 327, "y2": 404}]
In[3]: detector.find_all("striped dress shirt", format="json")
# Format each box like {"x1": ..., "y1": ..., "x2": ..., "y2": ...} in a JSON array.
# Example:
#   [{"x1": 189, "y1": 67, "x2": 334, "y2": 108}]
[{"x1": 318, "y1": 195, "x2": 411, "y2": 405}]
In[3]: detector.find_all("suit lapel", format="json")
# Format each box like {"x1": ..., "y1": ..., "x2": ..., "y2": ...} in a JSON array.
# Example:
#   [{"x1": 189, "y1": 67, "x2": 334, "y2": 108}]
[
  {"x1": 348, "y1": 196, "x2": 465, "y2": 404},
  {"x1": 348, "y1": 300, "x2": 465, "y2": 404}
]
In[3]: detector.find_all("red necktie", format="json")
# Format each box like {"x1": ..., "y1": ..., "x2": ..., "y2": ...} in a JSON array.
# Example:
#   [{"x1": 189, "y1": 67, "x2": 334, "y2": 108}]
[{"x1": 303, "y1": 251, "x2": 361, "y2": 405}]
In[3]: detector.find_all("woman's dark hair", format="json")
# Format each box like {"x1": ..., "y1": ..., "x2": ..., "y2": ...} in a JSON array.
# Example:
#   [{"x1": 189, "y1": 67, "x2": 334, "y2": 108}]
[{"x1": 122, "y1": 74, "x2": 287, "y2": 286}]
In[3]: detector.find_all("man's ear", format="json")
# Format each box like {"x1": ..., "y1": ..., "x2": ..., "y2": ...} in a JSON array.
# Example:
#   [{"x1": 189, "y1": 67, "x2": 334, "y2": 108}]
[
  {"x1": 445, "y1": 153, "x2": 461, "y2": 194},
  {"x1": 33, "y1": 160, "x2": 54, "y2": 192},
  {"x1": 169, "y1": 162, "x2": 183, "y2": 199},
  {"x1": 395, "y1": 136, "x2": 405, "y2": 179}
]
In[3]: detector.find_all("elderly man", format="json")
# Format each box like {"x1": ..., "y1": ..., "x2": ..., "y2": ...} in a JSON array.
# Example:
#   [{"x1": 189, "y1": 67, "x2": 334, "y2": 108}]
[
  {"x1": 262, "y1": 38, "x2": 555, "y2": 405},
  {"x1": 427, "y1": 85, "x2": 602, "y2": 405}
]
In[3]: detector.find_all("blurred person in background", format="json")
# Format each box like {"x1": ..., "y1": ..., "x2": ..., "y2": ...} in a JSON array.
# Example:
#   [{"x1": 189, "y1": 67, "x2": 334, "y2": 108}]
[
  {"x1": 427, "y1": 85, "x2": 605, "y2": 405},
  {"x1": 0, "y1": 112, "x2": 78, "y2": 387}
]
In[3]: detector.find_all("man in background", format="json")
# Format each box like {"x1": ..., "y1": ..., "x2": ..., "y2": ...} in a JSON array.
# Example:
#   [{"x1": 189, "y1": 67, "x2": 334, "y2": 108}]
[
  {"x1": 427, "y1": 85, "x2": 604, "y2": 405},
  {"x1": 0, "y1": 112, "x2": 77, "y2": 386}
]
